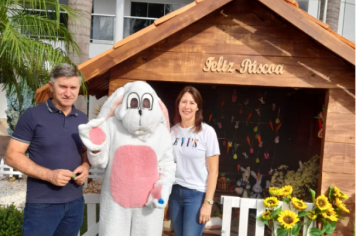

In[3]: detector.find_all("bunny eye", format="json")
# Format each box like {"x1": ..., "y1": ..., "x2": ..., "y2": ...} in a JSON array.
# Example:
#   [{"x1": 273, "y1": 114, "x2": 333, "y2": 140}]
[
  {"x1": 141, "y1": 93, "x2": 153, "y2": 110},
  {"x1": 127, "y1": 93, "x2": 140, "y2": 109}
]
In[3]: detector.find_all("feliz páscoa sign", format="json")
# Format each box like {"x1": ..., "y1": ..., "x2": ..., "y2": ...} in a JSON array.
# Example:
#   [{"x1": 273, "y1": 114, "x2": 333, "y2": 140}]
[{"x1": 203, "y1": 57, "x2": 285, "y2": 75}]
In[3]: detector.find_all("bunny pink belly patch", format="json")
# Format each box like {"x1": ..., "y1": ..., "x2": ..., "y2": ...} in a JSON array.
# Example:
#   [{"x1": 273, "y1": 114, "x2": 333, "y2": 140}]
[{"x1": 110, "y1": 145, "x2": 159, "y2": 208}]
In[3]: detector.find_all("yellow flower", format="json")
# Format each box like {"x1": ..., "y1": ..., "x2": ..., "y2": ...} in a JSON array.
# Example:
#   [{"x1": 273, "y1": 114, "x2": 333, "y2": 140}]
[
  {"x1": 322, "y1": 208, "x2": 338, "y2": 222},
  {"x1": 277, "y1": 210, "x2": 299, "y2": 229},
  {"x1": 307, "y1": 210, "x2": 317, "y2": 220},
  {"x1": 334, "y1": 197, "x2": 343, "y2": 206},
  {"x1": 269, "y1": 187, "x2": 280, "y2": 196},
  {"x1": 262, "y1": 210, "x2": 272, "y2": 220},
  {"x1": 316, "y1": 195, "x2": 331, "y2": 211},
  {"x1": 291, "y1": 197, "x2": 308, "y2": 210},
  {"x1": 263, "y1": 197, "x2": 279, "y2": 208},
  {"x1": 336, "y1": 203, "x2": 350, "y2": 213},
  {"x1": 279, "y1": 185, "x2": 293, "y2": 197},
  {"x1": 334, "y1": 186, "x2": 348, "y2": 200}
]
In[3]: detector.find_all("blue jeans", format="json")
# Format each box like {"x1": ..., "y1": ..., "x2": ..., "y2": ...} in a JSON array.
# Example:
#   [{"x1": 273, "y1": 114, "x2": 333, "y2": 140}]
[
  {"x1": 168, "y1": 184, "x2": 206, "y2": 236},
  {"x1": 22, "y1": 196, "x2": 84, "y2": 236}
]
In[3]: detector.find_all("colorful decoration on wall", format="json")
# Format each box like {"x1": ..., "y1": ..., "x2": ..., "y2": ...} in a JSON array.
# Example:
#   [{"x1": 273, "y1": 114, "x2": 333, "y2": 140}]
[
  {"x1": 275, "y1": 108, "x2": 281, "y2": 124},
  {"x1": 246, "y1": 113, "x2": 252, "y2": 125},
  {"x1": 255, "y1": 108, "x2": 261, "y2": 117},
  {"x1": 242, "y1": 152, "x2": 248, "y2": 159},
  {"x1": 272, "y1": 103, "x2": 276, "y2": 111},
  {"x1": 243, "y1": 99, "x2": 249, "y2": 105},
  {"x1": 315, "y1": 105, "x2": 325, "y2": 138},
  {"x1": 258, "y1": 97, "x2": 265, "y2": 104},
  {"x1": 209, "y1": 114, "x2": 213, "y2": 122},
  {"x1": 234, "y1": 121, "x2": 239, "y2": 129}
]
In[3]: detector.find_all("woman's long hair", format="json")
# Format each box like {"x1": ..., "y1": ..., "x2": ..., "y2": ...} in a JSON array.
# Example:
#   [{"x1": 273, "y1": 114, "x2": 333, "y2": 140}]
[{"x1": 174, "y1": 86, "x2": 203, "y2": 133}]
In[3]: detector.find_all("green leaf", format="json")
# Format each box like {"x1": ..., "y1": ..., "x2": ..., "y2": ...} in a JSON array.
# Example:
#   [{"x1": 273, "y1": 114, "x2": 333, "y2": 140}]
[
  {"x1": 256, "y1": 216, "x2": 264, "y2": 221},
  {"x1": 324, "y1": 222, "x2": 336, "y2": 235},
  {"x1": 338, "y1": 215, "x2": 346, "y2": 220},
  {"x1": 263, "y1": 219, "x2": 270, "y2": 227},
  {"x1": 309, "y1": 188, "x2": 316, "y2": 203},
  {"x1": 310, "y1": 228, "x2": 324, "y2": 236},
  {"x1": 271, "y1": 207, "x2": 282, "y2": 218},
  {"x1": 298, "y1": 211, "x2": 310, "y2": 218},
  {"x1": 291, "y1": 222, "x2": 302, "y2": 236},
  {"x1": 328, "y1": 185, "x2": 334, "y2": 202},
  {"x1": 277, "y1": 227, "x2": 288, "y2": 236}
]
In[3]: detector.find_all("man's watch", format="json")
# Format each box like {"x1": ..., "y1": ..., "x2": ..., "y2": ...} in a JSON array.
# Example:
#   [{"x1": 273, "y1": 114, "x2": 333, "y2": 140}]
[{"x1": 205, "y1": 199, "x2": 214, "y2": 205}]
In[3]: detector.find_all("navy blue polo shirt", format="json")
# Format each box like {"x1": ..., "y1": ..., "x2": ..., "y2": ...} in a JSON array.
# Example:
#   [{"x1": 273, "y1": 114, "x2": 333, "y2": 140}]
[{"x1": 12, "y1": 98, "x2": 88, "y2": 203}]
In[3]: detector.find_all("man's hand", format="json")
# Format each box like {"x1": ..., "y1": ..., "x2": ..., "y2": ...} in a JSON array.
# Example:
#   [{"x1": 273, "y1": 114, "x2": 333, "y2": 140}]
[
  {"x1": 73, "y1": 165, "x2": 90, "y2": 185},
  {"x1": 48, "y1": 169, "x2": 73, "y2": 186}
]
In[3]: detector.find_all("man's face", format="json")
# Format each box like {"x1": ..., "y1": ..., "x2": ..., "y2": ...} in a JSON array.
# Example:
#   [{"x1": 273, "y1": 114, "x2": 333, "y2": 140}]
[{"x1": 49, "y1": 76, "x2": 81, "y2": 109}]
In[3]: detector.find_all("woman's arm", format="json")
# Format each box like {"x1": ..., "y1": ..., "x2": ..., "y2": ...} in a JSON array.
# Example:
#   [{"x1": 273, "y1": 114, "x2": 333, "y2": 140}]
[{"x1": 199, "y1": 154, "x2": 219, "y2": 224}]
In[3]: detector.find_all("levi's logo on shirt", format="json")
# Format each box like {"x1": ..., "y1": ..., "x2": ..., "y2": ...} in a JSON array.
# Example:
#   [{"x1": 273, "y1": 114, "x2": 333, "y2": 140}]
[{"x1": 173, "y1": 138, "x2": 199, "y2": 147}]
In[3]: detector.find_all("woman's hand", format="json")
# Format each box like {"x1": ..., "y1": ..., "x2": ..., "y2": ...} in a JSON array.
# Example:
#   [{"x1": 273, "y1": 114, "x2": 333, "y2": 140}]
[{"x1": 199, "y1": 201, "x2": 212, "y2": 224}]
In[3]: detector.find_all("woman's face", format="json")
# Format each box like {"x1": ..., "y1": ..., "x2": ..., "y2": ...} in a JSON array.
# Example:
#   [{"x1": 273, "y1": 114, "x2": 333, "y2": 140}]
[{"x1": 179, "y1": 92, "x2": 199, "y2": 122}]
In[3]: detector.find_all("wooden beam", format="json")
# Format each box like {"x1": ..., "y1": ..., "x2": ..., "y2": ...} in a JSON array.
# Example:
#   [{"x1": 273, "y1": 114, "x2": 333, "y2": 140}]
[
  {"x1": 79, "y1": 0, "x2": 233, "y2": 81},
  {"x1": 257, "y1": 0, "x2": 355, "y2": 65},
  {"x1": 322, "y1": 142, "x2": 355, "y2": 174}
]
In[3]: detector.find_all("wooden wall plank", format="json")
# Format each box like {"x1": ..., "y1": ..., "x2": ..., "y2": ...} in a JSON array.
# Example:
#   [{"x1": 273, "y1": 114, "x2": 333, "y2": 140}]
[
  {"x1": 322, "y1": 142, "x2": 355, "y2": 174},
  {"x1": 152, "y1": 24, "x2": 339, "y2": 59},
  {"x1": 110, "y1": 51, "x2": 355, "y2": 89},
  {"x1": 328, "y1": 89, "x2": 355, "y2": 115},
  {"x1": 324, "y1": 113, "x2": 355, "y2": 144}
]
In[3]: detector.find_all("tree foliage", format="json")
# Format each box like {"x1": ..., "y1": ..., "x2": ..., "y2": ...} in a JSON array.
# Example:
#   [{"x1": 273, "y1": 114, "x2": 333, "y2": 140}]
[{"x1": 0, "y1": 0, "x2": 82, "y2": 107}]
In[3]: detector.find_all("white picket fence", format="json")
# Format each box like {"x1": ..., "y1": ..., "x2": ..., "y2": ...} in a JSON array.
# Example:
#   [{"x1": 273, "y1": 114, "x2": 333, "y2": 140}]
[
  {"x1": 221, "y1": 196, "x2": 315, "y2": 236},
  {"x1": 0, "y1": 158, "x2": 23, "y2": 178},
  {"x1": 79, "y1": 195, "x2": 315, "y2": 236}
]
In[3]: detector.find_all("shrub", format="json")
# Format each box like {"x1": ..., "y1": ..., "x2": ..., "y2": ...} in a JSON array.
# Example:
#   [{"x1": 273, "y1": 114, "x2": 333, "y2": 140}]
[{"x1": 0, "y1": 204, "x2": 23, "y2": 236}]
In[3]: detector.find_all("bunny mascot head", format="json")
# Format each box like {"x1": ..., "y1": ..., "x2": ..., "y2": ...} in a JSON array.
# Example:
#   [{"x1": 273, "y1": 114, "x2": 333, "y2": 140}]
[{"x1": 79, "y1": 81, "x2": 175, "y2": 236}]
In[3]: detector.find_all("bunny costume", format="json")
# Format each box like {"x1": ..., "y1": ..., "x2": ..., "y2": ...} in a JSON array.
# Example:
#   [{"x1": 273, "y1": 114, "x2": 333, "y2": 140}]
[{"x1": 79, "y1": 81, "x2": 176, "y2": 236}]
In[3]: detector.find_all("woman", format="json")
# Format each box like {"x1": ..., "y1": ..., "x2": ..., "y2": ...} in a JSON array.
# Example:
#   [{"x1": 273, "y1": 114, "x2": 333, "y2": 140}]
[{"x1": 169, "y1": 86, "x2": 220, "y2": 236}]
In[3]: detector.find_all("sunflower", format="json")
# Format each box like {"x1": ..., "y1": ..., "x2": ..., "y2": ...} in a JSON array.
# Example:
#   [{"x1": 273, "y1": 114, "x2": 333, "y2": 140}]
[
  {"x1": 333, "y1": 186, "x2": 348, "y2": 200},
  {"x1": 262, "y1": 210, "x2": 272, "y2": 220},
  {"x1": 277, "y1": 210, "x2": 299, "y2": 229},
  {"x1": 291, "y1": 197, "x2": 308, "y2": 210},
  {"x1": 263, "y1": 197, "x2": 279, "y2": 208},
  {"x1": 269, "y1": 187, "x2": 280, "y2": 196},
  {"x1": 322, "y1": 208, "x2": 338, "y2": 222},
  {"x1": 336, "y1": 203, "x2": 350, "y2": 213},
  {"x1": 315, "y1": 195, "x2": 331, "y2": 211},
  {"x1": 307, "y1": 210, "x2": 317, "y2": 220},
  {"x1": 334, "y1": 197, "x2": 343, "y2": 206},
  {"x1": 279, "y1": 185, "x2": 293, "y2": 197}
]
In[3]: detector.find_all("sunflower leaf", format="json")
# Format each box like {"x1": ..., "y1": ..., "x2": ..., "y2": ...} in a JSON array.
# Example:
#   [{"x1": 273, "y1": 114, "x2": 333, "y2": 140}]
[
  {"x1": 271, "y1": 207, "x2": 282, "y2": 218},
  {"x1": 337, "y1": 215, "x2": 346, "y2": 220},
  {"x1": 277, "y1": 228, "x2": 288, "y2": 236},
  {"x1": 310, "y1": 227, "x2": 325, "y2": 236},
  {"x1": 324, "y1": 222, "x2": 336, "y2": 235},
  {"x1": 291, "y1": 222, "x2": 302, "y2": 236},
  {"x1": 263, "y1": 220, "x2": 270, "y2": 226},
  {"x1": 256, "y1": 216, "x2": 263, "y2": 221},
  {"x1": 328, "y1": 185, "x2": 334, "y2": 202},
  {"x1": 298, "y1": 211, "x2": 310, "y2": 218},
  {"x1": 309, "y1": 188, "x2": 316, "y2": 203}
]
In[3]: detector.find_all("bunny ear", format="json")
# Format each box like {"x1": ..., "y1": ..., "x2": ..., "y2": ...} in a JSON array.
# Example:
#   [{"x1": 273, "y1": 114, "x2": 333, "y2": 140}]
[
  {"x1": 251, "y1": 171, "x2": 257, "y2": 179},
  {"x1": 158, "y1": 98, "x2": 170, "y2": 131},
  {"x1": 258, "y1": 175, "x2": 263, "y2": 183},
  {"x1": 97, "y1": 83, "x2": 131, "y2": 119}
]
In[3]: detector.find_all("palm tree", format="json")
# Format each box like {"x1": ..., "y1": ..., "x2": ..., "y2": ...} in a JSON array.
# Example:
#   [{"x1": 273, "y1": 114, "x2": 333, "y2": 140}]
[
  {"x1": 319, "y1": 0, "x2": 341, "y2": 32},
  {"x1": 0, "y1": 0, "x2": 82, "y2": 107}
]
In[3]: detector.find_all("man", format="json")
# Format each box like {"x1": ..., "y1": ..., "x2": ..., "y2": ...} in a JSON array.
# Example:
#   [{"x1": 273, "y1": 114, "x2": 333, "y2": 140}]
[{"x1": 6, "y1": 63, "x2": 90, "y2": 236}]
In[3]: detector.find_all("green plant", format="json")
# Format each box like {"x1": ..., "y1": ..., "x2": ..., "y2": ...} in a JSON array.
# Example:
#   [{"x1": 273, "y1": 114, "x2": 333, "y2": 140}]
[
  {"x1": 0, "y1": 204, "x2": 23, "y2": 236},
  {"x1": 5, "y1": 82, "x2": 35, "y2": 135},
  {"x1": 271, "y1": 155, "x2": 319, "y2": 202}
]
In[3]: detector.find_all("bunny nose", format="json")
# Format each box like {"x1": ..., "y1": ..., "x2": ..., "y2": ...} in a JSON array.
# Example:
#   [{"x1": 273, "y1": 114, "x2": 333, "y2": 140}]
[{"x1": 138, "y1": 109, "x2": 142, "y2": 116}]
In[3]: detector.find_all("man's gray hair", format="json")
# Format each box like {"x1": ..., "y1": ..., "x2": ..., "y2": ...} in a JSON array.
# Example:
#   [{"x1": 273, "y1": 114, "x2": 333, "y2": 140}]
[{"x1": 50, "y1": 63, "x2": 82, "y2": 84}]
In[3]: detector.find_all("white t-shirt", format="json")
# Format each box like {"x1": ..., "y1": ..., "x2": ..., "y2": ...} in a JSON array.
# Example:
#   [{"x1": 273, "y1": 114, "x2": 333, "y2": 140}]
[{"x1": 171, "y1": 122, "x2": 220, "y2": 192}]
